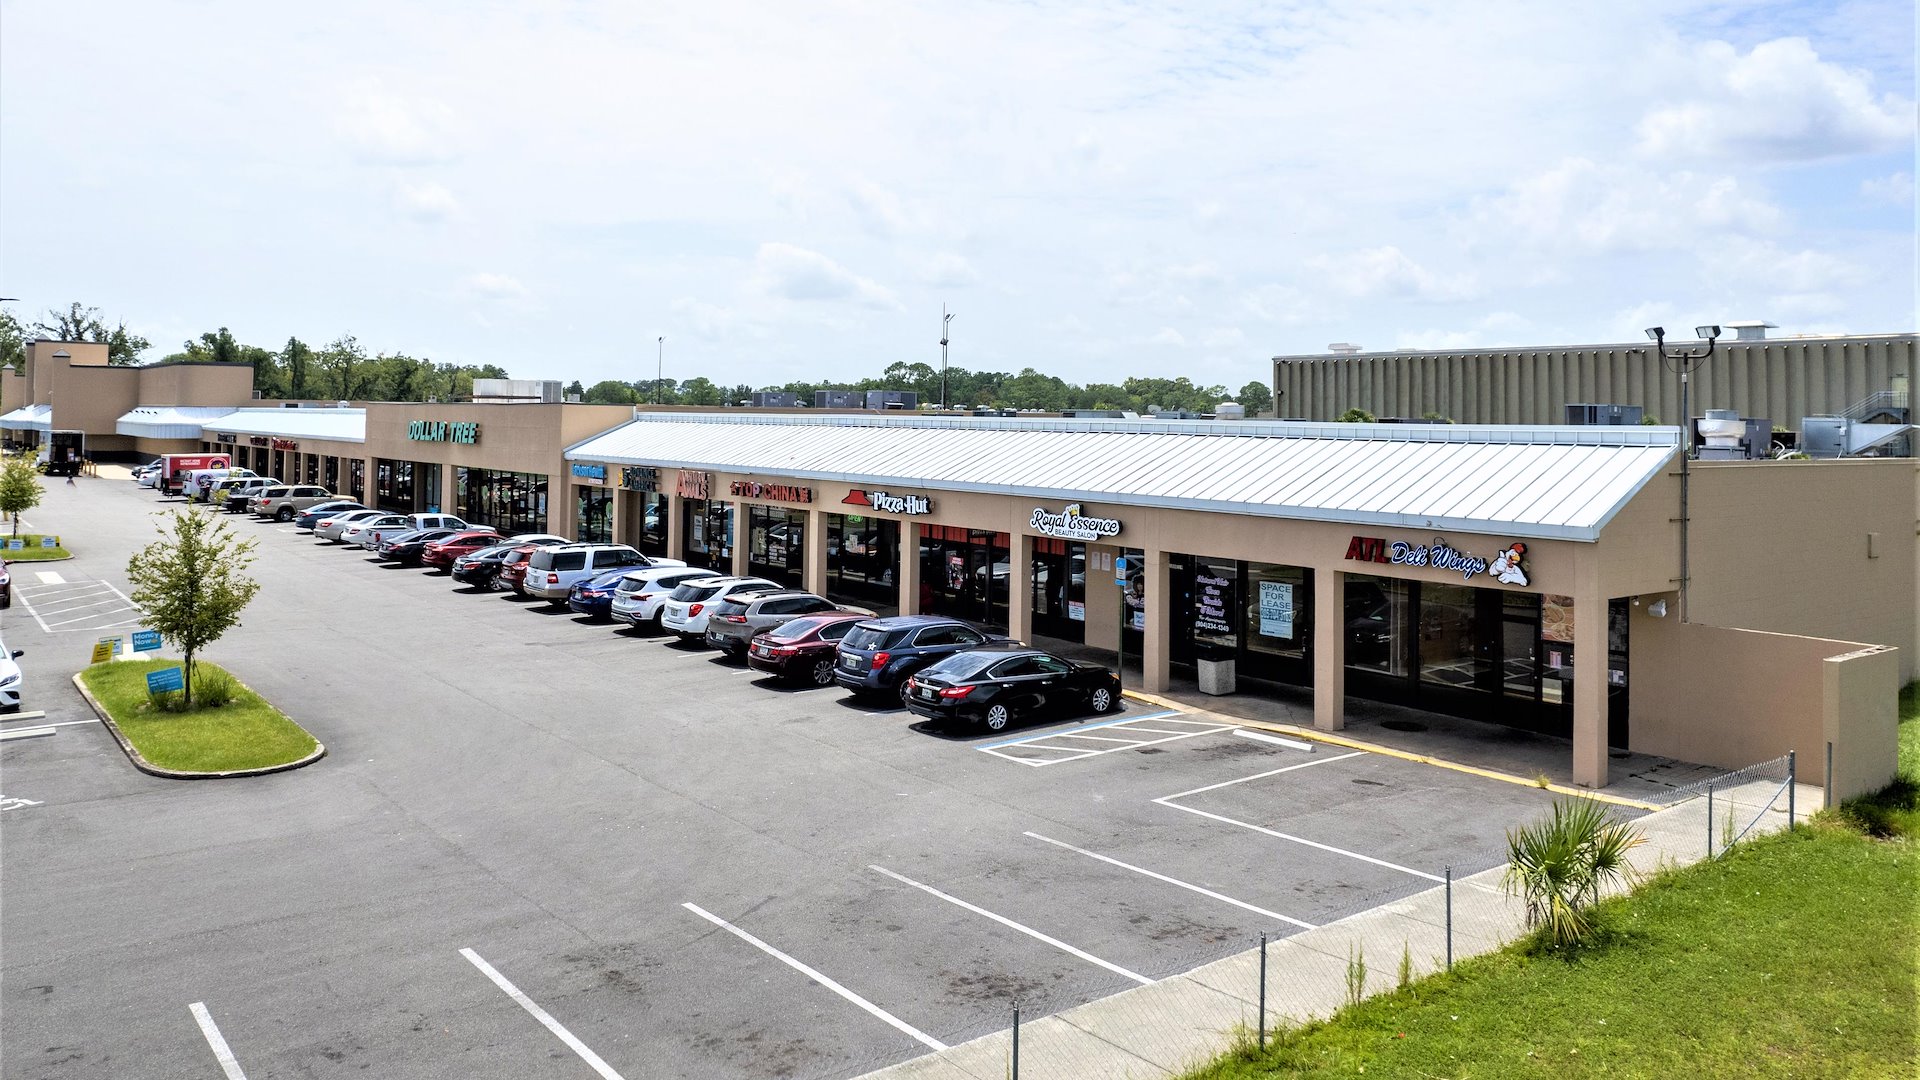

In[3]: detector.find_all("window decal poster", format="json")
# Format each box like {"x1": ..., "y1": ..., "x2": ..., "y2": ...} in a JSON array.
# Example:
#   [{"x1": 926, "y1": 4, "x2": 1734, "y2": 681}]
[{"x1": 1258, "y1": 581, "x2": 1295, "y2": 638}]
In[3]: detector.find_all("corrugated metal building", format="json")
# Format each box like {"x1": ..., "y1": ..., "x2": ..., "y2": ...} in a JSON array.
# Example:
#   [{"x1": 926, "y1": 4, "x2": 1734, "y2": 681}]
[{"x1": 1272, "y1": 332, "x2": 1916, "y2": 428}]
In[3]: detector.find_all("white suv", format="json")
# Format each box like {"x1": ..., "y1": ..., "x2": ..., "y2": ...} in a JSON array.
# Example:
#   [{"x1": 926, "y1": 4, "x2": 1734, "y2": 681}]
[
  {"x1": 610, "y1": 565, "x2": 718, "y2": 631},
  {"x1": 524, "y1": 545, "x2": 669, "y2": 604},
  {"x1": 357, "y1": 512, "x2": 469, "y2": 551},
  {"x1": 657, "y1": 576, "x2": 781, "y2": 642}
]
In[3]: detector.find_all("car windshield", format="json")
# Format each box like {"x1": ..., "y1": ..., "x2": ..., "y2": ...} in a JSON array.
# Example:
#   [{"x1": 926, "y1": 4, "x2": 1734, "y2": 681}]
[
  {"x1": 669, "y1": 582, "x2": 723, "y2": 602},
  {"x1": 768, "y1": 616, "x2": 835, "y2": 642},
  {"x1": 922, "y1": 651, "x2": 1002, "y2": 681},
  {"x1": 841, "y1": 624, "x2": 910, "y2": 651}
]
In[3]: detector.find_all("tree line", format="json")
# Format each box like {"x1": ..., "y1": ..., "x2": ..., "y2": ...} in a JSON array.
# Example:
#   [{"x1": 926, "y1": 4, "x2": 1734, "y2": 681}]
[
  {"x1": 575, "y1": 364, "x2": 1274, "y2": 415},
  {"x1": 3, "y1": 301, "x2": 1272, "y2": 414}
]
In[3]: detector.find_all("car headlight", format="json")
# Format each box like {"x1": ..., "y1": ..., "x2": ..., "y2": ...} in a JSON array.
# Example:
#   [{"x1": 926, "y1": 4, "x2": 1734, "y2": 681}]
[{"x1": 0, "y1": 674, "x2": 18, "y2": 688}]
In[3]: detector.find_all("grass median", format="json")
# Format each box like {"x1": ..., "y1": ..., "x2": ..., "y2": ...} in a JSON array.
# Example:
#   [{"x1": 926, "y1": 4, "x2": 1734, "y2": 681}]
[
  {"x1": 79, "y1": 659, "x2": 319, "y2": 774},
  {"x1": 1182, "y1": 696, "x2": 1920, "y2": 1080},
  {"x1": 2, "y1": 533, "x2": 71, "y2": 560}
]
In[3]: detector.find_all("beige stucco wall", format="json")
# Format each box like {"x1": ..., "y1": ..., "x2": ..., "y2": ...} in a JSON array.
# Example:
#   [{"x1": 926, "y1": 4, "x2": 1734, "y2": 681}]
[
  {"x1": 0, "y1": 367, "x2": 25, "y2": 416},
  {"x1": 136, "y1": 362, "x2": 256, "y2": 406},
  {"x1": 1825, "y1": 646, "x2": 1901, "y2": 801},
  {"x1": 1687, "y1": 459, "x2": 1918, "y2": 681}
]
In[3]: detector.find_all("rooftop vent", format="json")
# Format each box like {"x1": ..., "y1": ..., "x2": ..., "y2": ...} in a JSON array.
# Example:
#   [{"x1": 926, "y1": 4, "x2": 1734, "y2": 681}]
[
  {"x1": 1327, "y1": 342, "x2": 1363, "y2": 355},
  {"x1": 1723, "y1": 320, "x2": 1776, "y2": 341}
]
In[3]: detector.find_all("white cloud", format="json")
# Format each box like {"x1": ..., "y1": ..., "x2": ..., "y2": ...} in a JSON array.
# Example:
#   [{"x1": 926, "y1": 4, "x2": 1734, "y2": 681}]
[
  {"x1": 1311, "y1": 246, "x2": 1476, "y2": 302},
  {"x1": 918, "y1": 252, "x2": 979, "y2": 287},
  {"x1": 846, "y1": 177, "x2": 920, "y2": 237},
  {"x1": 1393, "y1": 312, "x2": 1532, "y2": 351},
  {"x1": 1861, "y1": 171, "x2": 1914, "y2": 206},
  {"x1": 1469, "y1": 158, "x2": 1783, "y2": 255},
  {"x1": 750, "y1": 242, "x2": 900, "y2": 309},
  {"x1": 465, "y1": 272, "x2": 527, "y2": 299},
  {"x1": 335, "y1": 80, "x2": 460, "y2": 165},
  {"x1": 394, "y1": 181, "x2": 459, "y2": 221},
  {"x1": 1149, "y1": 327, "x2": 1187, "y2": 346},
  {"x1": 1635, "y1": 38, "x2": 1914, "y2": 163},
  {"x1": 1201, "y1": 327, "x2": 1246, "y2": 348},
  {"x1": 1238, "y1": 284, "x2": 1316, "y2": 326}
]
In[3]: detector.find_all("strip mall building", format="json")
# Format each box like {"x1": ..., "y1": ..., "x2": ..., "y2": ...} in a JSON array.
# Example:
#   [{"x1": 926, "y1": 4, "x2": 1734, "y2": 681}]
[{"x1": 1, "y1": 339, "x2": 1904, "y2": 797}]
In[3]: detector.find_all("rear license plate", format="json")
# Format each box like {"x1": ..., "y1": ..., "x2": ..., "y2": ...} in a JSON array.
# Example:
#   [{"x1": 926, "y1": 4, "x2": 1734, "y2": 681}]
[
  {"x1": 842, "y1": 655, "x2": 859, "y2": 670},
  {"x1": 919, "y1": 687, "x2": 936, "y2": 700}
]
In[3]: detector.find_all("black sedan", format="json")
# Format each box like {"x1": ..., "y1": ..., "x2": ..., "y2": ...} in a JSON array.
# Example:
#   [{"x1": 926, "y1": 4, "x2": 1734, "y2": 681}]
[
  {"x1": 375, "y1": 527, "x2": 461, "y2": 565},
  {"x1": 903, "y1": 645, "x2": 1120, "y2": 732}
]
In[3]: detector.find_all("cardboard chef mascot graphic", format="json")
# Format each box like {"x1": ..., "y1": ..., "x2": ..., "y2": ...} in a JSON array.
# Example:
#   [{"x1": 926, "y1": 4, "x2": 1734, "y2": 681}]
[{"x1": 1489, "y1": 543, "x2": 1529, "y2": 587}]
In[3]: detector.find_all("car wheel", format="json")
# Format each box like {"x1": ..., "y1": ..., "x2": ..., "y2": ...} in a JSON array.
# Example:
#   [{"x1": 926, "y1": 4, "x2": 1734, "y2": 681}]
[
  {"x1": 808, "y1": 658, "x2": 835, "y2": 686},
  {"x1": 1089, "y1": 686, "x2": 1115, "y2": 714},
  {"x1": 651, "y1": 612, "x2": 666, "y2": 634},
  {"x1": 983, "y1": 703, "x2": 1012, "y2": 731},
  {"x1": 275, "y1": 507, "x2": 294, "y2": 522},
  {"x1": 897, "y1": 679, "x2": 915, "y2": 706}
]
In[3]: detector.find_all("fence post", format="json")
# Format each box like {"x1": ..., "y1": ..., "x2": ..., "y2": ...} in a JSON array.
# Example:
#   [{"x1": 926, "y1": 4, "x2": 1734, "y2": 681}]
[
  {"x1": 1824, "y1": 742, "x2": 1833, "y2": 809},
  {"x1": 1706, "y1": 784, "x2": 1715, "y2": 858},
  {"x1": 1011, "y1": 1001, "x2": 1020, "y2": 1080},
  {"x1": 1774, "y1": 749, "x2": 1789, "y2": 822},
  {"x1": 1444, "y1": 865, "x2": 1453, "y2": 971},
  {"x1": 1258, "y1": 932, "x2": 1268, "y2": 1051}
]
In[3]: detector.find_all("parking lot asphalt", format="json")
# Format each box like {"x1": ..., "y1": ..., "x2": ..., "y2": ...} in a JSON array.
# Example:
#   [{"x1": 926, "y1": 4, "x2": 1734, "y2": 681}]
[{"x1": 2, "y1": 476, "x2": 1561, "y2": 1080}]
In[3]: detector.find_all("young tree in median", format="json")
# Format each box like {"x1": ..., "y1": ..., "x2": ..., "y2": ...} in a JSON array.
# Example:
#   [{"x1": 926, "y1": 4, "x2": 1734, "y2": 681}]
[
  {"x1": 0, "y1": 455, "x2": 43, "y2": 537},
  {"x1": 126, "y1": 509, "x2": 261, "y2": 707}
]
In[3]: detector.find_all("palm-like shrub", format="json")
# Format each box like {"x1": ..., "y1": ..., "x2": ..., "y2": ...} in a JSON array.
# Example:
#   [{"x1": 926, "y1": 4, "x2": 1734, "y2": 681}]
[{"x1": 1503, "y1": 797, "x2": 1646, "y2": 948}]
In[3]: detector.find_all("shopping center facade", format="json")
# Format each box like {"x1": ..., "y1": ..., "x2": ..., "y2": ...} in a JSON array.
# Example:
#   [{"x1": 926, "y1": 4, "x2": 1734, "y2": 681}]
[{"x1": 2, "y1": 348, "x2": 1905, "y2": 798}]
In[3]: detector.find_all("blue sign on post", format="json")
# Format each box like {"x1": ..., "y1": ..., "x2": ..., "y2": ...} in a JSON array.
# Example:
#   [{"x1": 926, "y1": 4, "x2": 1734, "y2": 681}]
[
  {"x1": 40, "y1": 535, "x2": 56, "y2": 548},
  {"x1": 1113, "y1": 556, "x2": 1128, "y2": 584},
  {"x1": 5, "y1": 539, "x2": 20, "y2": 551},
  {"x1": 131, "y1": 630, "x2": 162, "y2": 652},
  {"x1": 146, "y1": 667, "x2": 185, "y2": 694}
]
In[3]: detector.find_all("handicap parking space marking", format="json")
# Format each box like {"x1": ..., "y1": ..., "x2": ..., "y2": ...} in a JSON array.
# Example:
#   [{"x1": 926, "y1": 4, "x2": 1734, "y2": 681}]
[
  {"x1": 975, "y1": 710, "x2": 1240, "y2": 766},
  {"x1": 34, "y1": 571, "x2": 66, "y2": 585},
  {"x1": 1152, "y1": 751, "x2": 1446, "y2": 882}
]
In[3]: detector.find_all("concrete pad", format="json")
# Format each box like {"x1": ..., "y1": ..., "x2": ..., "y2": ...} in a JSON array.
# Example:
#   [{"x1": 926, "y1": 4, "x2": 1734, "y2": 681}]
[{"x1": 1053, "y1": 975, "x2": 1257, "y2": 1076}]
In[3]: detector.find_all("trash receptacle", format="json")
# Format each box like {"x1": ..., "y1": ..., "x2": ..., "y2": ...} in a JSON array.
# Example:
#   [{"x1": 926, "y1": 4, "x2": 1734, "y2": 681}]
[{"x1": 1197, "y1": 649, "x2": 1236, "y2": 696}]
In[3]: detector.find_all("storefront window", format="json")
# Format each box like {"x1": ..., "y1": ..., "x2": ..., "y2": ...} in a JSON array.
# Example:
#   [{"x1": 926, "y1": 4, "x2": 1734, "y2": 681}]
[
  {"x1": 920, "y1": 526, "x2": 1009, "y2": 629},
  {"x1": 323, "y1": 457, "x2": 340, "y2": 494},
  {"x1": 576, "y1": 485, "x2": 613, "y2": 544},
  {"x1": 627, "y1": 491, "x2": 669, "y2": 555},
  {"x1": 375, "y1": 460, "x2": 415, "y2": 513},
  {"x1": 1345, "y1": 575, "x2": 1411, "y2": 676},
  {"x1": 1418, "y1": 583, "x2": 1493, "y2": 693},
  {"x1": 826, "y1": 514, "x2": 898, "y2": 611},
  {"x1": 1191, "y1": 558, "x2": 1239, "y2": 656},
  {"x1": 349, "y1": 460, "x2": 365, "y2": 503},
  {"x1": 747, "y1": 505, "x2": 807, "y2": 588},
  {"x1": 458, "y1": 468, "x2": 547, "y2": 534},
  {"x1": 683, "y1": 500, "x2": 733, "y2": 571},
  {"x1": 1242, "y1": 563, "x2": 1308, "y2": 663},
  {"x1": 1029, "y1": 538, "x2": 1086, "y2": 642}
]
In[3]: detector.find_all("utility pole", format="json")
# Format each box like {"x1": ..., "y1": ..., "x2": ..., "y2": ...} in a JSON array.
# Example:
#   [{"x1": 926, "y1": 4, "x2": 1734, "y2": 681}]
[
  {"x1": 655, "y1": 336, "x2": 664, "y2": 405},
  {"x1": 940, "y1": 306, "x2": 953, "y2": 410},
  {"x1": 1645, "y1": 324, "x2": 1721, "y2": 623}
]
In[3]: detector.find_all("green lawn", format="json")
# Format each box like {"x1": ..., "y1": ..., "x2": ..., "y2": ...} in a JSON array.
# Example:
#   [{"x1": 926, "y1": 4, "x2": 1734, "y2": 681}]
[
  {"x1": 1181, "y1": 692, "x2": 1920, "y2": 1080},
  {"x1": 80, "y1": 659, "x2": 319, "y2": 773},
  {"x1": 1, "y1": 533, "x2": 70, "y2": 560}
]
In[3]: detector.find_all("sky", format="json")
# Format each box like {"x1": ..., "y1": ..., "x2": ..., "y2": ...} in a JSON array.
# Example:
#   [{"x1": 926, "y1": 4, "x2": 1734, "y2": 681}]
[{"x1": 1, "y1": 0, "x2": 1914, "y2": 392}]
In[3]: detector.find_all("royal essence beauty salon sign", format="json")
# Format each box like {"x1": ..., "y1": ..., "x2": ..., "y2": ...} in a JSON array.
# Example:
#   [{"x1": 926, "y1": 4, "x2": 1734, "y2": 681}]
[{"x1": 1029, "y1": 503, "x2": 1123, "y2": 542}]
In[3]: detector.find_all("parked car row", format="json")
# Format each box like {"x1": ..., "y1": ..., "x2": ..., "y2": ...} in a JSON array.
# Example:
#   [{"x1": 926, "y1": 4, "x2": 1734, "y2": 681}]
[{"x1": 236, "y1": 507, "x2": 1125, "y2": 734}]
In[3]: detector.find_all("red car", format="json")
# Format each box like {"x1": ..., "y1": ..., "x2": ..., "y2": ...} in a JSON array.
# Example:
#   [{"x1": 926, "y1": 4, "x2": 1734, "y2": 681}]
[
  {"x1": 745, "y1": 612, "x2": 873, "y2": 686},
  {"x1": 422, "y1": 530, "x2": 505, "y2": 570},
  {"x1": 0, "y1": 559, "x2": 10, "y2": 609},
  {"x1": 497, "y1": 544, "x2": 543, "y2": 595}
]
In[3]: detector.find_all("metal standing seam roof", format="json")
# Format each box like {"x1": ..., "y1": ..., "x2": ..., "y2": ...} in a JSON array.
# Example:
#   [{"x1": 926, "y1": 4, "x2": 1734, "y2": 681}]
[
  {"x1": 0, "y1": 404, "x2": 52, "y2": 432},
  {"x1": 565, "y1": 413, "x2": 1682, "y2": 542},
  {"x1": 115, "y1": 406, "x2": 240, "y2": 439},
  {"x1": 199, "y1": 408, "x2": 367, "y2": 443}
]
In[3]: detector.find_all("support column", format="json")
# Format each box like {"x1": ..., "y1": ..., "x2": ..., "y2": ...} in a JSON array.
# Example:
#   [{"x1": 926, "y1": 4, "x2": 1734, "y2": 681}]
[
  {"x1": 803, "y1": 508, "x2": 829, "y2": 596},
  {"x1": 437, "y1": 462, "x2": 455, "y2": 515},
  {"x1": 1008, "y1": 534, "x2": 1034, "y2": 644},
  {"x1": 1572, "y1": 585, "x2": 1611, "y2": 789},
  {"x1": 1141, "y1": 548, "x2": 1171, "y2": 692},
  {"x1": 1313, "y1": 568, "x2": 1346, "y2": 731},
  {"x1": 665, "y1": 497, "x2": 686, "y2": 560},
  {"x1": 610, "y1": 490, "x2": 629, "y2": 547},
  {"x1": 898, "y1": 522, "x2": 921, "y2": 614},
  {"x1": 361, "y1": 456, "x2": 377, "y2": 507},
  {"x1": 730, "y1": 500, "x2": 750, "y2": 576}
]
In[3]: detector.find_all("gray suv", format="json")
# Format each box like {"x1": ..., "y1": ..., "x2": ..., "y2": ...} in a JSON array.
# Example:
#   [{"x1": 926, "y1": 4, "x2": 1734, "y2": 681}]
[{"x1": 702, "y1": 591, "x2": 872, "y2": 657}]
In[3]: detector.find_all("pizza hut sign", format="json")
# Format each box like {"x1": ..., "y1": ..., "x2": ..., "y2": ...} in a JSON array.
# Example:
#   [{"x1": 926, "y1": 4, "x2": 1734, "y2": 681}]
[{"x1": 1029, "y1": 503, "x2": 1123, "y2": 541}]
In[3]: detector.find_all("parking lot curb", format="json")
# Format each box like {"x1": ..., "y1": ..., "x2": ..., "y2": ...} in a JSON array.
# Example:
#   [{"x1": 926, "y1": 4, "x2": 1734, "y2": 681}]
[
  {"x1": 71, "y1": 672, "x2": 327, "y2": 781},
  {"x1": 1121, "y1": 689, "x2": 1659, "y2": 811}
]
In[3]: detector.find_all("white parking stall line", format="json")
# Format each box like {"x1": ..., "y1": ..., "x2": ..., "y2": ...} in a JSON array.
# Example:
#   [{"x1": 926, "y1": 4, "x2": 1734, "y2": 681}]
[
  {"x1": 1154, "y1": 801, "x2": 1445, "y2": 882},
  {"x1": 0, "y1": 728, "x2": 56, "y2": 742},
  {"x1": 1155, "y1": 751, "x2": 1365, "y2": 802},
  {"x1": 974, "y1": 710, "x2": 1241, "y2": 767},
  {"x1": 1043, "y1": 732, "x2": 1164, "y2": 745},
  {"x1": 978, "y1": 746, "x2": 1094, "y2": 767},
  {"x1": 188, "y1": 1002, "x2": 250, "y2": 1080},
  {"x1": 460, "y1": 948, "x2": 630, "y2": 1080},
  {"x1": 1233, "y1": 729, "x2": 1317, "y2": 752},
  {"x1": 34, "y1": 571, "x2": 66, "y2": 585},
  {"x1": 869, "y1": 864, "x2": 1153, "y2": 986},
  {"x1": 682, "y1": 903, "x2": 947, "y2": 1052},
  {"x1": 1023, "y1": 832, "x2": 1317, "y2": 930}
]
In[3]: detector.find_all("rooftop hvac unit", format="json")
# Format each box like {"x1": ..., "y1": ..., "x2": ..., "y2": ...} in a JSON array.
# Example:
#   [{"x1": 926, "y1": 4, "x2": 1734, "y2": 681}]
[
  {"x1": 1565, "y1": 403, "x2": 1644, "y2": 426},
  {"x1": 1214, "y1": 401, "x2": 1246, "y2": 420},
  {"x1": 1694, "y1": 409, "x2": 1773, "y2": 460}
]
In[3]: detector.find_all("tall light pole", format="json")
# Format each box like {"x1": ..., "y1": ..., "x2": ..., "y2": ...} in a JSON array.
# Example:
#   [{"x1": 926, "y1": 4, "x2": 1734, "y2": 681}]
[
  {"x1": 1646, "y1": 324, "x2": 1721, "y2": 622},
  {"x1": 939, "y1": 306, "x2": 954, "y2": 410},
  {"x1": 655, "y1": 336, "x2": 664, "y2": 405}
]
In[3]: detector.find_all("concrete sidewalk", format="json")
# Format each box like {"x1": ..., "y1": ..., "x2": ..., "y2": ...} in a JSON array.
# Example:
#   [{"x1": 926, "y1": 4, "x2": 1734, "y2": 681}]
[{"x1": 855, "y1": 775, "x2": 1815, "y2": 1080}]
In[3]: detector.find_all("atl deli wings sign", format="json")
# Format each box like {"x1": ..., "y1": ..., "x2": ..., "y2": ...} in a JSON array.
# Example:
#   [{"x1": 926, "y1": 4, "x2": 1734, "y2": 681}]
[{"x1": 1346, "y1": 535, "x2": 1531, "y2": 587}]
